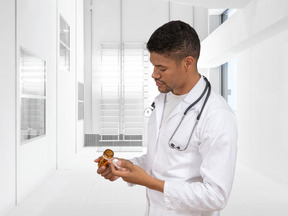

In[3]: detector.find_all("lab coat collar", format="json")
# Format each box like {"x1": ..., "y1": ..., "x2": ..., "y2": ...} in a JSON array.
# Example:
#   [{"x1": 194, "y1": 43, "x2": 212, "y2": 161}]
[
  {"x1": 155, "y1": 75, "x2": 206, "y2": 128},
  {"x1": 182, "y1": 75, "x2": 207, "y2": 111}
]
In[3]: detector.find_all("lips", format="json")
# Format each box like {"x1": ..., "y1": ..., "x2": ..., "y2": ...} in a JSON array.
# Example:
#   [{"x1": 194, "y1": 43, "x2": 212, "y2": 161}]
[{"x1": 155, "y1": 79, "x2": 165, "y2": 86}]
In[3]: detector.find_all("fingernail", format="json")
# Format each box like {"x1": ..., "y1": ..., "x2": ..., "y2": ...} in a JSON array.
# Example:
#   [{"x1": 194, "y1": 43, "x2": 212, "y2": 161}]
[{"x1": 116, "y1": 160, "x2": 122, "y2": 166}]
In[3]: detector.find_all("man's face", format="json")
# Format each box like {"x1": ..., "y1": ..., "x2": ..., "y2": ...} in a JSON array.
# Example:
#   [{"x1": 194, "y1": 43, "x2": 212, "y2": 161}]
[{"x1": 150, "y1": 52, "x2": 187, "y2": 95}]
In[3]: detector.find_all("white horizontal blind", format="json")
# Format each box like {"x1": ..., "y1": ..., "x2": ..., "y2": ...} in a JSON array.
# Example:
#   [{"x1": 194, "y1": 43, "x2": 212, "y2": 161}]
[{"x1": 92, "y1": 43, "x2": 150, "y2": 146}]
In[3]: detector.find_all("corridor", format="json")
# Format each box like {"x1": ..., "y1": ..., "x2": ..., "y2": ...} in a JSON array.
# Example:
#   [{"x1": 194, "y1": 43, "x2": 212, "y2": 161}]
[{"x1": 4, "y1": 148, "x2": 288, "y2": 216}]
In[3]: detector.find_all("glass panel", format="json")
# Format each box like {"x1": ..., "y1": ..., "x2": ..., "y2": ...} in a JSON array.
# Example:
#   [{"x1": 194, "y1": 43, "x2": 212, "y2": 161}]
[
  {"x1": 78, "y1": 82, "x2": 84, "y2": 101},
  {"x1": 20, "y1": 48, "x2": 46, "y2": 143},
  {"x1": 59, "y1": 43, "x2": 70, "y2": 71},
  {"x1": 78, "y1": 82, "x2": 84, "y2": 120},
  {"x1": 60, "y1": 16, "x2": 70, "y2": 48},
  {"x1": 21, "y1": 98, "x2": 46, "y2": 142},
  {"x1": 59, "y1": 15, "x2": 70, "y2": 71},
  {"x1": 20, "y1": 50, "x2": 46, "y2": 96},
  {"x1": 221, "y1": 9, "x2": 237, "y2": 23},
  {"x1": 221, "y1": 60, "x2": 237, "y2": 110},
  {"x1": 78, "y1": 102, "x2": 84, "y2": 120}
]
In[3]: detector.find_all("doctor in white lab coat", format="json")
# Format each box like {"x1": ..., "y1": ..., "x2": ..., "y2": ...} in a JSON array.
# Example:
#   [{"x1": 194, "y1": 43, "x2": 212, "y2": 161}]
[{"x1": 96, "y1": 20, "x2": 238, "y2": 216}]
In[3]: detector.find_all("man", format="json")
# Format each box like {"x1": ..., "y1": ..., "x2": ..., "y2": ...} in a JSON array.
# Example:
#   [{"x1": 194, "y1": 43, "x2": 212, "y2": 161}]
[{"x1": 95, "y1": 20, "x2": 238, "y2": 216}]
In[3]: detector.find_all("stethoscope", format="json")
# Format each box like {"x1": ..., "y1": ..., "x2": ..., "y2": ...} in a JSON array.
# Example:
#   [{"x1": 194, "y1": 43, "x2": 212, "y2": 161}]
[{"x1": 144, "y1": 76, "x2": 211, "y2": 151}]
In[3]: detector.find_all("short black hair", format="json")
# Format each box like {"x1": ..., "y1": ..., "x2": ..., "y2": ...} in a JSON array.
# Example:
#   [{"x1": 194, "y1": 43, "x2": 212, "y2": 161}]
[{"x1": 147, "y1": 20, "x2": 200, "y2": 63}]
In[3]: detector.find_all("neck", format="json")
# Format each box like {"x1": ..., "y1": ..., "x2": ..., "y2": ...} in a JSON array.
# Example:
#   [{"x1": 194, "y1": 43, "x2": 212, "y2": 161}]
[
  {"x1": 173, "y1": 72, "x2": 201, "y2": 95},
  {"x1": 190, "y1": 72, "x2": 201, "y2": 88}
]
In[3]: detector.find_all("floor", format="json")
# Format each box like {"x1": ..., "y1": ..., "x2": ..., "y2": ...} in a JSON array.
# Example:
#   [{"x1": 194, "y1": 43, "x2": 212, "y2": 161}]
[{"x1": 4, "y1": 148, "x2": 288, "y2": 216}]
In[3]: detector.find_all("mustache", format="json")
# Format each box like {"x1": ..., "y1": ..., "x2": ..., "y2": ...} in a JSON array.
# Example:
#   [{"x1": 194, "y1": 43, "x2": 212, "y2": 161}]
[{"x1": 155, "y1": 79, "x2": 165, "y2": 84}]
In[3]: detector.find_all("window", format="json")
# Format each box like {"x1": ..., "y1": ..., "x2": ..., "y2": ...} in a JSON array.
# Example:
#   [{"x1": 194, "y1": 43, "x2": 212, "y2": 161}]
[
  {"x1": 221, "y1": 9, "x2": 237, "y2": 23},
  {"x1": 78, "y1": 82, "x2": 84, "y2": 120},
  {"x1": 221, "y1": 60, "x2": 237, "y2": 110},
  {"x1": 92, "y1": 43, "x2": 151, "y2": 146},
  {"x1": 20, "y1": 49, "x2": 46, "y2": 143},
  {"x1": 59, "y1": 16, "x2": 70, "y2": 71}
]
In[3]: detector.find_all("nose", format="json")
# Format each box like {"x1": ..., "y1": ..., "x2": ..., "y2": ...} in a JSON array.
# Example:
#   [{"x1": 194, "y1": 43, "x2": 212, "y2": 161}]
[{"x1": 152, "y1": 67, "x2": 161, "y2": 79}]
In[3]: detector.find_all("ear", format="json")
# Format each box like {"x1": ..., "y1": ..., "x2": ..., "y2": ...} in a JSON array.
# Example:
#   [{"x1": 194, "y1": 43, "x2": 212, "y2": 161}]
[{"x1": 183, "y1": 56, "x2": 195, "y2": 69}]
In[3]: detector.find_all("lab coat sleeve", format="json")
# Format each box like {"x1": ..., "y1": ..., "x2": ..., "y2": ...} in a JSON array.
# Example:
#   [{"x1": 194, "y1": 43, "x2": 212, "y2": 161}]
[
  {"x1": 163, "y1": 108, "x2": 238, "y2": 212},
  {"x1": 130, "y1": 154, "x2": 147, "y2": 170}
]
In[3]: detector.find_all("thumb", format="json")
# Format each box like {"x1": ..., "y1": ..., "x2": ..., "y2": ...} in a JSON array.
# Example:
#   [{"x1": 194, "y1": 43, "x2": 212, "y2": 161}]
[{"x1": 117, "y1": 159, "x2": 133, "y2": 170}]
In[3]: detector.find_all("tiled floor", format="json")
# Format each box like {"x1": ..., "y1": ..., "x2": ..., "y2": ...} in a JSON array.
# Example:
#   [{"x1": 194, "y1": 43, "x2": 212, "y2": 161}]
[{"x1": 4, "y1": 148, "x2": 288, "y2": 216}]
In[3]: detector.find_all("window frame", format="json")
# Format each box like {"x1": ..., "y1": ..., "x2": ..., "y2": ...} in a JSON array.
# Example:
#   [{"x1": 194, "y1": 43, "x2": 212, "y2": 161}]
[{"x1": 19, "y1": 47, "x2": 47, "y2": 144}]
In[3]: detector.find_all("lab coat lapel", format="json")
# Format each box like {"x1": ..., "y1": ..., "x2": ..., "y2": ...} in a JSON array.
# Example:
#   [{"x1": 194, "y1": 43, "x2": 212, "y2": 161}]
[
  {"x1": 147, "y1": 94, "x2": 165, "y2": 172},
  {"x1": 181, "y1": 76, "x2": 207, "y2": 114},
  {"x1": 154, "y1": 94, "x2": 165, "y2": 135}
]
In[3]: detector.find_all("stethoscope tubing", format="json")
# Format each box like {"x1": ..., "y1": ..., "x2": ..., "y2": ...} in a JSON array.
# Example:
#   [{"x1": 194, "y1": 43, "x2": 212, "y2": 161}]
[{"x1": 168, "y1": 76, "x2": 211, "y2": 151}]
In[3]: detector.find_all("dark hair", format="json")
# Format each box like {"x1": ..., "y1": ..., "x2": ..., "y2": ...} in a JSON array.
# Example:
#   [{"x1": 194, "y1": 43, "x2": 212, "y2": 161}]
[{"x1": 147, "y1": 20, "x2": 200, "y2": 63}]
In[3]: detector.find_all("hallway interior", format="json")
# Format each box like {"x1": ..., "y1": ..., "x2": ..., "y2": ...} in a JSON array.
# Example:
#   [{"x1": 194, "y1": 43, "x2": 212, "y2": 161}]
[{"x1": 4, "y1": 148, "x2": 288, "y2": 216}]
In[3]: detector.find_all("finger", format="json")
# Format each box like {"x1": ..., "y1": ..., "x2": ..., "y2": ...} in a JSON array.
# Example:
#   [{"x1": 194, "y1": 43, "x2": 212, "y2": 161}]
[
  {"x1": 110, "y1": 161, "x2": 130, "y2": 178},
  {"x1": 97, "y1": 165, "x2": 106, "y2": 174},
  {"x1": 108, "y1": 175, "x2": 119, "y2": 182},
  {"x1": 110, "y1": 161, "x2": 117, "y2": 173},
  {"x1": 100, "y1": 165, "x2": 112, "y2": 177},
  {"x1": 104, "y1": 171, "x2": 115, "y2": 180},
  {"x1": 110, "y1": 162, "x2": 122, "y2": 176},
  {"x1": 94, "y1": 156, "x2": 102, "y2": 163},
  {"x1": 117, "y1": 159, "x2": 133, "y2": 170}
]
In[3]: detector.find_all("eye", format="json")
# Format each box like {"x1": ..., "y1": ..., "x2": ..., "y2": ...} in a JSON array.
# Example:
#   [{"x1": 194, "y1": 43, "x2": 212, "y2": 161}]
[{"x1": 160, "y1": 68, "x2": 167, "y2": 72}]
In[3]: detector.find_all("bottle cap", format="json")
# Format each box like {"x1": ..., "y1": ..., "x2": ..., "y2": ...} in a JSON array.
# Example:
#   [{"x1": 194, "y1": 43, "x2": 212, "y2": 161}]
[{"x1": 112, "y1": 158, "x2": 121, "y2": 169}]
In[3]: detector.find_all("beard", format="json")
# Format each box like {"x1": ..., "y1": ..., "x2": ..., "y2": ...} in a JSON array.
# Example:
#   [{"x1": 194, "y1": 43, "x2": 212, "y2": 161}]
[{"x1": 155, "y1": 79, "x2": 173, "y2": 93}]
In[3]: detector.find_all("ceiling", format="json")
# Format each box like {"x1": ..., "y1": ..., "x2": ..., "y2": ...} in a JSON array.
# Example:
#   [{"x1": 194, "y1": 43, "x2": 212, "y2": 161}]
[{"x1": 167, "y1": 0, "x2": 253, "y2": 9}]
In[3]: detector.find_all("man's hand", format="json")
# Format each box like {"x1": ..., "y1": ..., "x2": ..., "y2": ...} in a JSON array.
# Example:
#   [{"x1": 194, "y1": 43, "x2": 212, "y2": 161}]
[
  {"x1": 110, "y1": 159, "x2": 164, "y2": 193},
  {"x1": 94, "y1": 157, "x2": 119, "y2": 181}
]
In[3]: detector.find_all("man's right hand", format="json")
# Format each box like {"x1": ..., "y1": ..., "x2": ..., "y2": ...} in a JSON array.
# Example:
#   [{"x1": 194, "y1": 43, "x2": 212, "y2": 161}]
[{"x1": 94, "y1": 157, "x2": 119, "y2": 181}]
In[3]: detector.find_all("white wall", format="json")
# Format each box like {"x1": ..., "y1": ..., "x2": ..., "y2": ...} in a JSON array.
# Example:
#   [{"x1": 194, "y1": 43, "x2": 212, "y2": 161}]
[
  {"x1": 0, "y1": 0, "x2": 84, "y2": 213},
  {"x1": 237, "y1": 29, "x2": 288, "y2": 183},
  {"x1": 193, "y1": 7, "x2": 209, "y2": 42},
  {"x1": 84, "y1": 0, "x2": 92, "y2": 133},
  {"x1": 170, "y1": 2, "x2": 194, "y2": 27},
  {"x1": 76, "y1": 0, "x2": 85, "y2": 151},
  {"x1": 0, "y1": 1, "x2": 16, "y2": 214},
  {"x1": 122, "y1": 0, "x2": 169, "y2": 43},
  {"x1": 199, "y1": 0, "x2": 288, "y2": 68},
  {"x1": 57, "y1": 0, "x2": 77, "y2": 167},
  {"x1": 200, "y1": 0, "x2": 288, "y2": 184},
  {"x1": 16, "y1": 0, "x2": 57, "y2": 201}
]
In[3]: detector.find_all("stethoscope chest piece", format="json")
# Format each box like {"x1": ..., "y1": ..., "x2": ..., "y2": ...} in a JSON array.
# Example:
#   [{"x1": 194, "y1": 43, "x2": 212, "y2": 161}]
[
  {"x1": 144, "y1": 102, "x2": 155, "y2": 117},
  {"x1": 144, "y1": 107, "x2": 153, "y2": 117}
]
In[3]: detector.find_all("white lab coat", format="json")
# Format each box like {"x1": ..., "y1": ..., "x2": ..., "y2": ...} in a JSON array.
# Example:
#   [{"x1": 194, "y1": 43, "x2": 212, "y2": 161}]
[{"x1": 131, "y1": 76, "x2": 238, "y2": 216}]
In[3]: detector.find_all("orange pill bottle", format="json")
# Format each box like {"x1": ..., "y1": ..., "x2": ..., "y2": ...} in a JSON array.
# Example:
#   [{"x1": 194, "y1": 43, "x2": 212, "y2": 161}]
[{"x1": 98, "y1": 149, "x2": 114, "y2": 168}]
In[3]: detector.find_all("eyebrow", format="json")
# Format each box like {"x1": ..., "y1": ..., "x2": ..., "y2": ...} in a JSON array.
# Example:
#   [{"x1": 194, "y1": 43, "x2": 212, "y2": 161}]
[{"x1": 154, "y1": 64, "x2": 166, "y2": 68}]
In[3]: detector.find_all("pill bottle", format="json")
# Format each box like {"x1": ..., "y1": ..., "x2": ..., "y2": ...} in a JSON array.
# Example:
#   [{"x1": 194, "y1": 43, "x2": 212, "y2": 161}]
[{"x1": 98, "y1": 149, "x2": 114, "y2": 168}]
